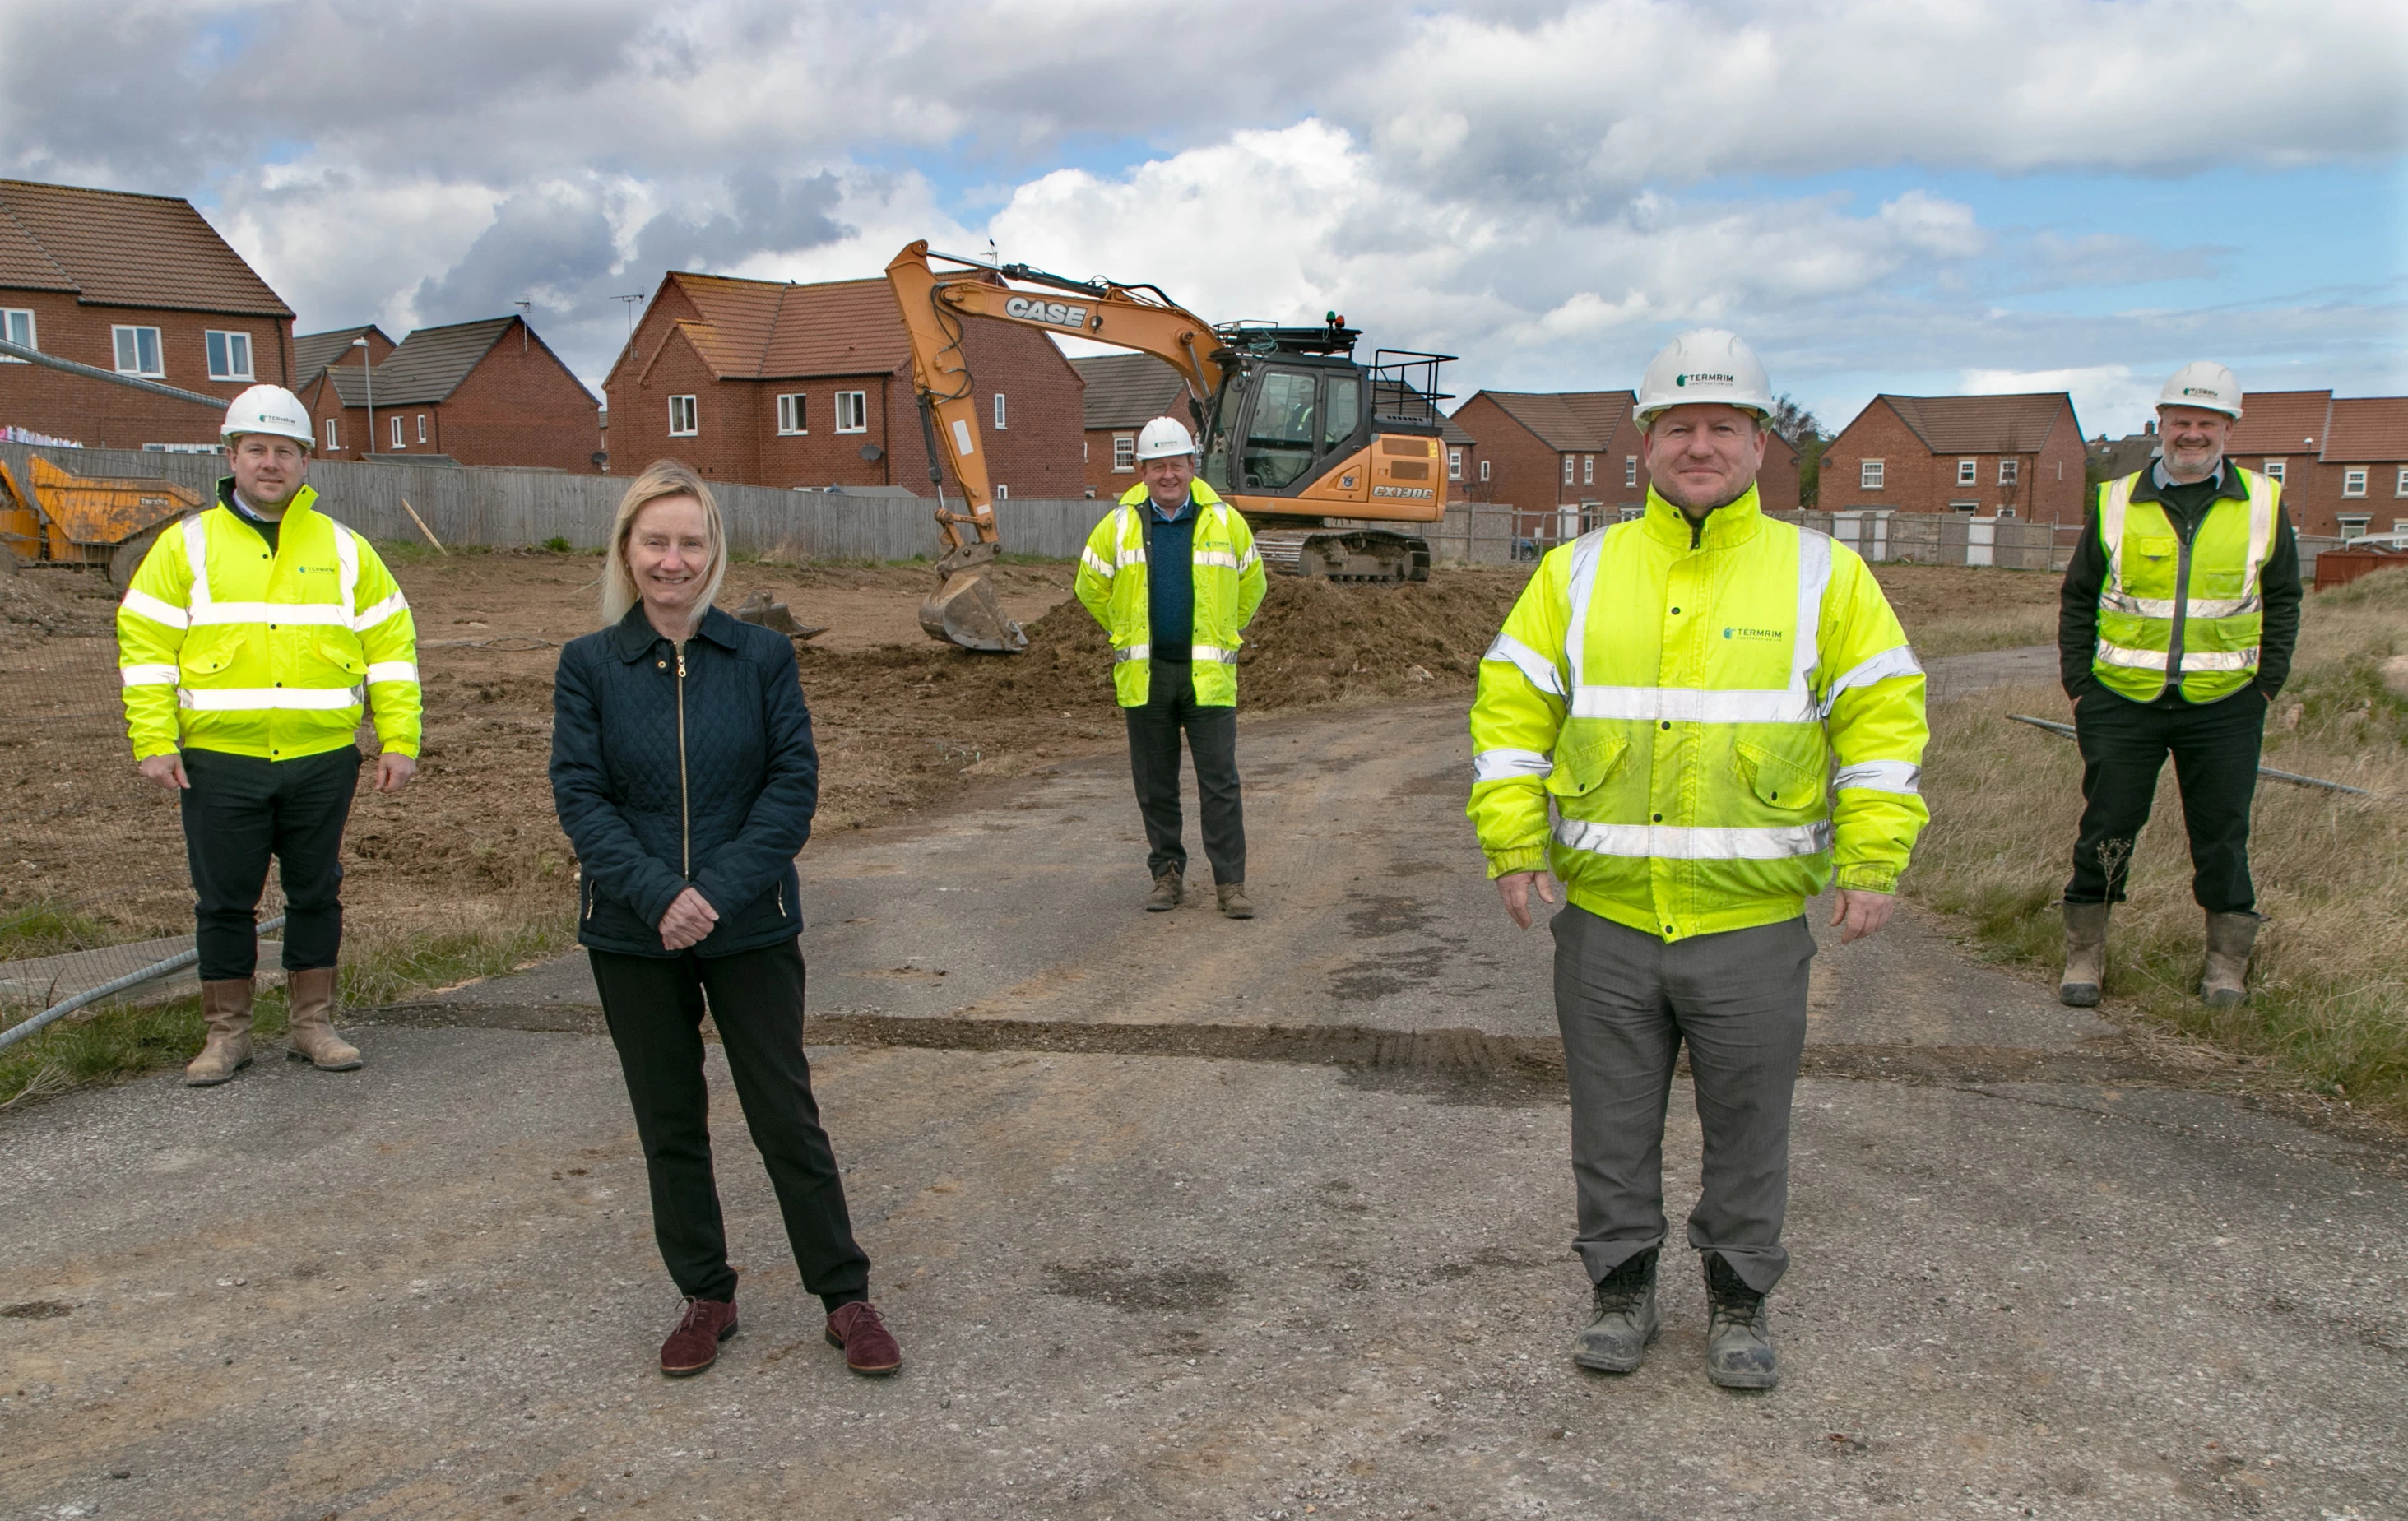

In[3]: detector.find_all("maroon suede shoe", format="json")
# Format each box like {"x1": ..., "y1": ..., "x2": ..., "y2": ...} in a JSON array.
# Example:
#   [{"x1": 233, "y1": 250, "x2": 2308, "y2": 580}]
[
  {"x1": 660, "y1": 1297, "x2": 738, "y2": 1377},
  {"x1": 824, "y1": 1300, "x2": 902, "y2": 1376}
]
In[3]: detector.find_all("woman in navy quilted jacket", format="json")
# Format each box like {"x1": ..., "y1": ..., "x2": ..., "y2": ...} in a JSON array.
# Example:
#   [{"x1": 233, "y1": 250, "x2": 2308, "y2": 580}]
[{"x1": 550, "y1": 460, "x2": 899, "y2": 1380}]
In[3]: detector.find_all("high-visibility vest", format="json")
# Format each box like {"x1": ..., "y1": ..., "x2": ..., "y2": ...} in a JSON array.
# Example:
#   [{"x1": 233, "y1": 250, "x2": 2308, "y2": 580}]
[
  {"x1": 117, "y1": 484, "x2": 421, "y2": 763},
  {"x1": 1468, "y1": 486, "x2": 1930, "y2": 942},
  {"x1": 1072, "y1": 480, "x2": 1268, "y2": 707},
  {"x1": 2090, "y1": 467, "x2": 2278, "y2": 705}
]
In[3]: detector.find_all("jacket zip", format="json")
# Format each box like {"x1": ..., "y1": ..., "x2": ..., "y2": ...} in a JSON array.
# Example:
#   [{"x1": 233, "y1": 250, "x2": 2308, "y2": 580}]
[
  {"x1": 2164, "y1": 507, "x2": 2195, "y2": 700},
  {"x1": 675, "y1": 642, "x2": 691, "y2": 879},
  {"x1": 777, "y1": 882, "x2": 785, "y2": 919}
]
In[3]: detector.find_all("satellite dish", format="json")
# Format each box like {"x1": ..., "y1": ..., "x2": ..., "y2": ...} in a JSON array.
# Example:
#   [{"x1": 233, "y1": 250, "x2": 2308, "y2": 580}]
[{"x1": 859, "y1": 443, "x2": 884, "y2": 461}]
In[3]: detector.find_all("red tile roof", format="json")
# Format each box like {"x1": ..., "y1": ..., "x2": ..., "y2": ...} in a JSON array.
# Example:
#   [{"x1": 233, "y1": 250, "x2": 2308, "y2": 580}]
[
  {"x1": 2225, "y1": 389, "x2": 2333, "y2": 456},
  {"x1": 1071, "y1": 353, "x2": 1186, "y2": 430},
  {"x1": 1472, "y1": 390, "x2": 1635, "y2": 452},
  {"x1": 2320, "y1": 396, "x2": 2408, "y2": 463},
  {"x1": 1878, "y1": 393, "x2": 2074, "y2": 454},
  {"x1": 663, "y1": 271, "x2": 911, "y2": 379},
  {"x1": 0, "y1": 178, "x2": 291, "y2": 317}
]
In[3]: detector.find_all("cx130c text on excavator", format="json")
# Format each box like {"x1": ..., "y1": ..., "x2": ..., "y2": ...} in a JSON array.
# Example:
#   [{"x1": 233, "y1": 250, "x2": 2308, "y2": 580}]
[{"x1": 885, "y1": 240, "x2": 1457, "y2": 651}]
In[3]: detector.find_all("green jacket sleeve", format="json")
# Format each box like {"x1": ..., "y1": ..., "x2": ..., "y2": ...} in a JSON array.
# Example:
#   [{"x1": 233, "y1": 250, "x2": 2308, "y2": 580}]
[
  {"x1": 1074, "y1": 511, "x2": 1120, "y2": 627},
  {"x1": 1465, "y1": 553, "x2": 1571, "y2": 879},
  {"x1": 1232, "y1": 513, "x2": 1266, "y2": 629},
  {"x1": 1816, "y1": 547, "x2": 1930, "y2": 893},
  {"x1": 115, "y1": 526, "x2": 194, "y2": 762},
  {"x1": 348, "y1": 535, "x2": 423, "y2": 758}
]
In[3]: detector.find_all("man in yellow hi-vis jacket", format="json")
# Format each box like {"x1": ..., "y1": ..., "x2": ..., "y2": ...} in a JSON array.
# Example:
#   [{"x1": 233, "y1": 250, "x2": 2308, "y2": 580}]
[
  {"x1": 1468, "y1": 332, "x2": 1928, "y2": 1389},
  {"x1": 117, "y1": 385, "x2": 421, "y2": 1086},
  {"x1": 1074, "y1": 416, "x2": 1267, "y2": 917}
]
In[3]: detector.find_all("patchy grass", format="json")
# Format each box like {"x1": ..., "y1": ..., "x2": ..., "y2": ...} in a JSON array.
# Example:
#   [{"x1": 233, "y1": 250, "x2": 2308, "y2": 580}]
[
  {"x1": 1907, "y1": 601, "x2": 2061, "y2": 660},
  {"x1": 0, "y1": 902, "x2": 132, "y2": 960},
  {"x1": 1906, "y1": 571, "x2": 2408, "y2": 1121}
]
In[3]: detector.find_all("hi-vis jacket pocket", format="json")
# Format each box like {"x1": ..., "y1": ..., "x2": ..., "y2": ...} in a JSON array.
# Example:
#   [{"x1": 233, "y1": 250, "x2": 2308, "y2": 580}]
[
  {"x1": 1733, "y1": 738, "x2": 1826, "y2": 811},
  {"x1": 1544, "y1": 733, "x2": 1629, "y2": 800}
]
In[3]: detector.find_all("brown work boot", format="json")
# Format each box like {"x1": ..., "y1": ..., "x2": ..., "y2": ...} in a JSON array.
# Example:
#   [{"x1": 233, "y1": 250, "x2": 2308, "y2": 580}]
[
  {"x1": 1145, "y1": 870, "x2": 1185, "y2": 912},
  {"x1": 2200, "y1": 911, "x2": 2261, "y2": 1009},
  {"x1": 284, "y1": 967, "x2": 362, "y2": 1071},
  {"x1": 2058, "y1": 902, "x2": 2110, "y2": 1008},
  {"x1": 824, "y1": 1300, "x2": 902, "y2": 1376},
  {"x1": 1216, "y1": 881, "x2": 1255, "y2": 920},
  {"x1": 660, "y1": 1296, "x2": 738, "y2": 1377},
  {"x1": 183, "y1": 978, "x2": 256, "y2": 1087}
]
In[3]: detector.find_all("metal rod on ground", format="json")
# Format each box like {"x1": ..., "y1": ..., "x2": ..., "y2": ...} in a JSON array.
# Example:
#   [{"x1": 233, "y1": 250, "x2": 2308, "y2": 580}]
[
  {"x1": 0, "y1": 916, "x2": 290, "y2": 1053},
  {"x1": 2007, "y1": 714, "x2": 2382, "y2": 797},
  {"x1": 400, "y1": 498, "x2": 446, "y2": 554}
]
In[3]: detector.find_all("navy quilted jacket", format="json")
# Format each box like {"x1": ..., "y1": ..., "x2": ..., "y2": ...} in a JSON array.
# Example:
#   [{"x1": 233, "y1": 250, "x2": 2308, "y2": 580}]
[{"x1": 550, "y1": 605, "x2": 817, "y2": 957}]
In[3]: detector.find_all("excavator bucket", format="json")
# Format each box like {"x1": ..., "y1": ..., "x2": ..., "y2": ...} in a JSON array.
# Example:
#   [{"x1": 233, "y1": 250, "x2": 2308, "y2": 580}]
[{"x1": 919, "y1": 559, "x2": 1026, "y2": 652}]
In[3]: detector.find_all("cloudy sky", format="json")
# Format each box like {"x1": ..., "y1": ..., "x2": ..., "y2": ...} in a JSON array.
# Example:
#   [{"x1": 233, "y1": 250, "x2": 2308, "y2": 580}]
[{"x1": 4, "y1": 0, "x2": 2401, "y2": 438}]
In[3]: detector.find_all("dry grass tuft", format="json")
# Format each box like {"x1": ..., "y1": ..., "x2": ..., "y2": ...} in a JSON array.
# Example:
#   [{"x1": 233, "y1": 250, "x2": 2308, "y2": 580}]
[{"x1": 1908, "y1": 570, "x2": 2408, "y2": 1120}]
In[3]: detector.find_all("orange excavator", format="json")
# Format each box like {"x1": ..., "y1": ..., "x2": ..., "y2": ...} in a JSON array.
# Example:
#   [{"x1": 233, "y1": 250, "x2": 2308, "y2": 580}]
[{"x1": 886, "y1": 241, "x2": 1456, "y2": 651}]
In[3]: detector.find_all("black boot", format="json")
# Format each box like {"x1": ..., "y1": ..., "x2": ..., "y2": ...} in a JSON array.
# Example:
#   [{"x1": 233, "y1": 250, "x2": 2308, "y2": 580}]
[
  {"x1": 1571, "y1": 1246, "x2": 1659, "y2": 1373},
  {"x1": 1703, "y1": 1253, "x2": 1776, "y2": 1389}
]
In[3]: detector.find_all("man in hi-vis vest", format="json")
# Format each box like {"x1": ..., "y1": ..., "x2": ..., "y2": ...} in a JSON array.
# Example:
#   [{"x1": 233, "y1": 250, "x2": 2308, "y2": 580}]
[
  {"x1": 118, "y1": 385, "x2": 421, "y2": 1086},
  {"x1": 2055, "y1": 362, "x2": 2300, "y2": 1010},
  {"x1": 1468, "y1": 331, "x2": 1928, "y2": 1389}
]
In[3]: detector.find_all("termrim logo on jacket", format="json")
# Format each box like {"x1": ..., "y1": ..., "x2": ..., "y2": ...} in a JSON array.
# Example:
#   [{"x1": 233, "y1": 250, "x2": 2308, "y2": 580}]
[
  {"x1": 2090, "y1": 467, "x2": 2278, "y2": 706},
  {"x1": 1468, "y1": 486, "x2": 1930, "y2": 942},
  {"x1": 117, "y1": 483, "x2": 421, "y2": 763},
  {"x1": 1073, "y1": 480, "x2": 1268, "y2": 707}
]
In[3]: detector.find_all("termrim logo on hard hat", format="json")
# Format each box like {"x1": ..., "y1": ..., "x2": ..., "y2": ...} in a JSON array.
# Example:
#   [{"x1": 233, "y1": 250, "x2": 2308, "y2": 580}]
[
  {"x1": 2182, "y1": 386, "x2": 2223, "y2": 397},
  {"x1": 1676, "y1": 373, "x2": 1736, "y2": 387}
]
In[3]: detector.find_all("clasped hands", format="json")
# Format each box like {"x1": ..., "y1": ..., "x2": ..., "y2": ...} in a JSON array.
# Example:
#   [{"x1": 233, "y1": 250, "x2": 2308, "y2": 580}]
[{"x1": 657, "y1": 886, "x2": 719, "y2": 951}]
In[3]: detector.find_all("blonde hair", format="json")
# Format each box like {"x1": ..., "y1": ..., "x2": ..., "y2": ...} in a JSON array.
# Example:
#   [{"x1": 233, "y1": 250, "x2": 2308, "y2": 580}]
[{"x1": 601, "y1": 461, "x2": 727, "y2": 631}]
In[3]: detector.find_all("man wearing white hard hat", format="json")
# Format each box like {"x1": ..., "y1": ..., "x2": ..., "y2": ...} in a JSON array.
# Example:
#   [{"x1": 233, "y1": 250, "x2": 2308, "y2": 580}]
[
  {"x1": 1073, "y1": 415, "x2": 1267, "y2": 916},
  {"x1": 117, "y1": 385, "x2": 422, "y2": 1085},
  {"x1": 2055, "y1": 361, "x2": 2300, "y2": 1010},
  {"x1": 1468, "y1": 331, "x2": 1928, "y2": 1388}
]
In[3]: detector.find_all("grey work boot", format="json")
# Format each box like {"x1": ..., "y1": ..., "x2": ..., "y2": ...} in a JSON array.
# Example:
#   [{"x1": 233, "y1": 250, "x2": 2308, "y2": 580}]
[
  {"x1": 284, "y1": 967, "x2": 362, "y2": 1071},
  {"x1": 184, "y1": 978, "x2": 256, "y2": 1087},
  {"x1": 1703, "y1": 1253, "x2": 1777, "y2": 1390},
  {"x1": 1145, "y1": 871, "x2": 1185, "y2": 912},
  {"x1": 2200, "y1": 911, "x2": 2261, "y2": 1009},
  {"x1": 1215, "y1": 882, "x2": 1255, "y2": 920},
  {"x1": 1571, "y1": 1247, "x2": 1659, "y2": 1374},
  {"x1": 2059, "y1": 902, "x2": 2111, "y2": 1008}
]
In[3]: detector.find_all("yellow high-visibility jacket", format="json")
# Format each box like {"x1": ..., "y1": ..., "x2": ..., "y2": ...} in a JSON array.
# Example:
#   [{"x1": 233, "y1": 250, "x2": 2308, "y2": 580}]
[
  {"x1": 117, "y1": 483, "x2": 421, "y2": 763},
  {"x1": 1073, "y1": 481, "x2": 1267, "y2": 707},
  {"x1": 1468, "y1": 487, "x2": 1929, "y2": 941},
  {"x1": 2090, "y1": 467, "x2": 2279, "y2": 705}
]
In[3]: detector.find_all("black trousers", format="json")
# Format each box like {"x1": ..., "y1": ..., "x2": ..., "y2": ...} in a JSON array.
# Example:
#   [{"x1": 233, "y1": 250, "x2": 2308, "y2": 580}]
[
  {"x1": 179, "y1": 744, "x2": 360, "y2": 981},
  {"x1": 2066, "y1": 686, "x2": 2269, "y2": 913},
  {"x1": 588, "y1": 938, "x2": 870, "y2": 1309},
  {"x1": 1124, "y1": 660, "x2": 1245, "y2": 885}
]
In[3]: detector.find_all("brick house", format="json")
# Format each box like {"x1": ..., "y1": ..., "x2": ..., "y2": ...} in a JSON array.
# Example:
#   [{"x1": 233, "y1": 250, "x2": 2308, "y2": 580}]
[
  {"x1": 0, "y1": 176, "x2": 295, "y2": 449},
  {"x1": 298, "y1": 315, "x2": 601, "y2": 472},
  {"x1": 292, "y1": 324, "x2": 395, "y2": 387},
  {"x1": 603, "y1": 271, "x2": 1087, "y2": 496},
  {"x1": 2222, "y1": 390, "x2": 2408, "y2": 540},
  {"x1": 1451, "y1": 388, "x2": 1800, "y2": 544},
  {"x1": 1821, "y1": 392, "x2": 2086, "y2": 522},
  {"x1": 1071, "y1": 352, "x2": 1189, "y2": 498}
]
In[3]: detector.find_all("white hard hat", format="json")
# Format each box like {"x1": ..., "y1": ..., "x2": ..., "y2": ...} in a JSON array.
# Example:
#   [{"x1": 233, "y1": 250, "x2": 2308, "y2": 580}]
[
  {"x1": 1134, "y1": 415, "x2": 1198, "y2": 461},
  {"x1": 1633, "y1": 328, "x2": 1776, "y2": 428},
  {"x1": 221, "y1": 384, "x2": 316, "y2": 449},
  {"x1": 2157, "y1": 360, "x2": 2242, "y2": 419}
]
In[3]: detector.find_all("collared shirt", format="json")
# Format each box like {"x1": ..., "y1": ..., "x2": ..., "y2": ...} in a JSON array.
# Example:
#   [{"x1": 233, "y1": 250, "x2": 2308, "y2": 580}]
[
  {"x1": 225, "y1": 485, "x2": 282, "y2": 555},
  {"x1": 1145, "y1": 491, "x2": 1198, "y2": 661}
]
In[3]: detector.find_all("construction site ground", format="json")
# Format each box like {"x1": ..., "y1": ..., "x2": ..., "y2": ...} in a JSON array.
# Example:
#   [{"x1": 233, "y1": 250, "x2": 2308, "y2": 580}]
[{"x1": 6, "y1": 553, "x2": 2405, "y2": 1519}]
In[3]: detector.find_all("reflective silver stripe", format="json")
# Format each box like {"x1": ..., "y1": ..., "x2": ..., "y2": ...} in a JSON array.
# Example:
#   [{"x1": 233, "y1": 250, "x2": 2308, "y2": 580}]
[
  {"x1": 1190, "y1": 644, "x2": 1239, "y2": 664},
  {"x1": 1081, "y1": 547, "x2": 1114, "y2": 577},
  {"x1": 1195, "y1": 550, "x2": 1241, "y2": 570},
  {"x1": 2243, "y1": 470, "x2": 2275, "y2": 601},
  {"x1": 182, "y1": 515, "x2": 211, "y2": 610},
  {"x1": 1571, "y1": 686, "x2": 1819, "y2": 725},
  {"x1": 1113, "y1": 643, "x2": 1151, "y2": 662},
  {"x1": 1820, "y1": 643, "x2": 1923, "y2": 716},
  {"x1": 1473, "y1": 748, "x2": 1552, "y2": 783},
  {"x1": 1562, "y1": 526, "x2": 1608, "y2": 692},
  {"x1": 2180, "y1": 646, "x2": 2259, "y2": 672},
  {"x1": 178, "y1": 685, "x2": 363, "y2": 711},
  {"x1": 119, "y1": 663, "x2": 179, "y2": 686},
  {"x1": 2102, "y1": 591, "x2": 2262, "y2": 619},
  {"x1": 1833, "y1": 759, "x2": 1922, "y2": 795},
  {"x1": 334, "y1": 524, "x2": 360, "y2": 623},
  {"x1": 1791, "y1": 529, "x2": 1831, "y2": 692},
  {"x1": 192, "y1": 602, "x2": 349, "y2": 627},
  {"x1": 1237, "y1": 545, "x2": 1260, "y2": 573},
  {"x1": 1554, "y1": 817, "x2": 1833, "y2": 860},
  {"x1": 2099, "y1": 474, "x2": 2132, "y2": 600},
  {"x1": 120, "y1": 589, "x2": 188, "y2": 628},
  {"x1": 350, "y1": 591, "x2": 408, "y2": 632},
  {"x1": 1482, "y1": 633, "x2": 1567, "y2": 700},
  {"x1": 366, "y1": 661, "x2": 418, "y2": 684}
]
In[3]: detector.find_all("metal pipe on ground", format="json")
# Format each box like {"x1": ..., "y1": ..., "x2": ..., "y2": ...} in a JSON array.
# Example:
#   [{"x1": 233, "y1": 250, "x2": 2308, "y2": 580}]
[
  {"x1": 0, "y1": 337, "x2": 228, "y2": 410},
  {"x1": 0, "y1": 916, "x2": 289, "y2": 1053},
  {"x1": 2006, "y1": 714, "x2": 2387, "y2": 799}
]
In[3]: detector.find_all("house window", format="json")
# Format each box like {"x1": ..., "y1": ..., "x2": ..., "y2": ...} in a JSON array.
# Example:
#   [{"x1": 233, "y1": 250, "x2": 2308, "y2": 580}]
[
  {"x1": 323, "y1": 417, "x2": 340, "y2": 451},
  {"x1": 2337, "y1": 516, "x2": 2370, "y2": 540},
  {"x1": 776, "y1": 394, "x2": 806, "y2": 435},
  {"x1": 205, "y1": 330, "x2": 253, "y2": 381},
  {"x1": 1618, "y1": 505, "x2": 1645, "y2": 522},
  {"x1": 668, "y1": 395, "x2": 698, "y2": 436},
  {"x1": 1478, "y1": 460, "x2": 1491, "y2": 483},
  {"x1": 1997, "y1": 507, "x2": 2017, "y2": 520},
  {"x1": 994, "y1": 484, "x2": 1009, "y2": 500},
  {"x1": 1997, "y1": 458, "x2": 2019, "y2": 485},
  {"x1": 1448, "y1": 448, "x2": 1463, "y2": 481},
  {"x1": 2396, "y1": 468, "x2": 2408, "y2": 498},
  {"x1": 390, "y1": 415, "x2": 404, "y2": 450},
  {"x1": 2262, "y1": 459, "x2": 2285, "y2": 484},
  {"x1": 416, "y1": 414, "x2": 428, "y2": 443},
  {"x1": 1582, "y1": 455, "x2": 1594, "y2": 485},
  {"x1": 113, "y1": 325, "x2": 164, "y2": 377},
  {"x1": 1113, "y1": 434, "x2": 1134, "y2": 471},
  {"x1": 992, "y1": 392, "x2": 1008, "y2": 430},
  {"x1": 1624, "y1": 456, "x2": 1638, "y2": 488},
  {"x1": 1562, "y1": 455, "x2": 1575, "y2": 485},
  {"x1": 1, "y1": 307, "x2": 36, "y2": 359},
  {"x1": 1951, "y1": 502, "x2": 1979, "y2": 513},
  {"x1": 1957, "y1": 459, "x2": 1977, "y2": 485},
  {"x1": 2342, "y1": 468, "x2": 2368, "y2": 498},
  {"x1": 1861, "y1": 459, "x2": 1886, "y2": 489},
  {"x1": 834, "y1": 391, "x2": 868, "y2": 434}
]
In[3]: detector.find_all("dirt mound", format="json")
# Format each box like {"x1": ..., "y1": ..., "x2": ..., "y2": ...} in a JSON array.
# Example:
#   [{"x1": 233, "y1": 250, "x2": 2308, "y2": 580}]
[{"x1": 0, "y1": 565, "x2": 117, "y2": 650}]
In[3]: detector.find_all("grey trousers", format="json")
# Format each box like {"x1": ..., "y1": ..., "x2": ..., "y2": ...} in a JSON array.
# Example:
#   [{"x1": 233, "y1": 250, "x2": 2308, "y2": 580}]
[{"x1": 1552, "y1": 905, "x2": 1815, "y2": 1295}]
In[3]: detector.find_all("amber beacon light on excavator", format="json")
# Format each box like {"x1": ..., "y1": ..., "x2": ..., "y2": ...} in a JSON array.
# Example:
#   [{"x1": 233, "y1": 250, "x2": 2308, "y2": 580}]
[{"x1": 884, "y1": 240, "x2": 1458, "y2": 652}]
